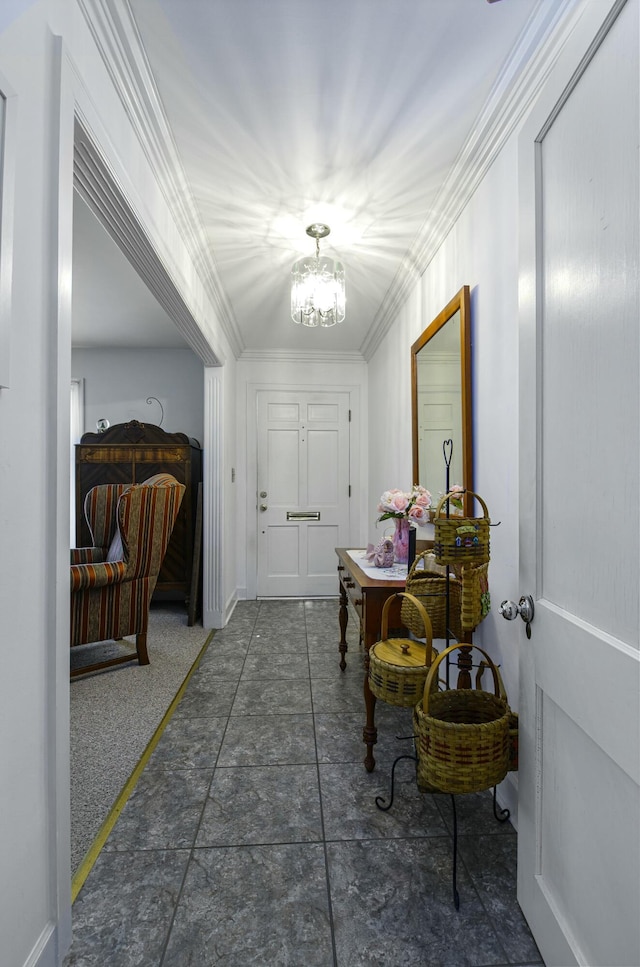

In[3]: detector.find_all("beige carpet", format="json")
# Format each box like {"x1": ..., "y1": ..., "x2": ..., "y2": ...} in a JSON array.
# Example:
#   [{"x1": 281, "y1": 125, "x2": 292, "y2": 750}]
[{"x1": 69, "y1": 603, "x2": 211, "y2": 874}]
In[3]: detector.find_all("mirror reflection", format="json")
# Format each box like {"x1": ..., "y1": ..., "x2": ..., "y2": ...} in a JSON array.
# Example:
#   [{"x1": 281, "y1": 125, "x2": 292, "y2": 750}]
[{"x1": 411, "y1": 286, "x2": 472, "y2": 507}]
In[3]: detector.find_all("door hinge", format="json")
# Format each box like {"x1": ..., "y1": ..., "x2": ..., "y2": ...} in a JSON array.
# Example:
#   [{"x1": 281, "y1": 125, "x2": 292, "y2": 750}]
[
  {"x1": 348, "y1": 409, "x2": 352, "y2": 422},
  {"x1": 348, "y1": 484, "x2": 352, "y2": 497}
]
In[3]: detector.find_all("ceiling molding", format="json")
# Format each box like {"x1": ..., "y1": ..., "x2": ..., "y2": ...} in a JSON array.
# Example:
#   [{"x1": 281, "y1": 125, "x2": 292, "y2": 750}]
[
  {"x1": 74, "y1": 129, "x2": 221, "y2": 366},
  {"x1": 76, "y1": 0, "x2": 244, "y2": 358},
  {"x1": 361, "y1": 0, "x2": 584, "y2": 361},
  {"x1": 238, "y1": 349, "x2": 366, "y2": 366}
]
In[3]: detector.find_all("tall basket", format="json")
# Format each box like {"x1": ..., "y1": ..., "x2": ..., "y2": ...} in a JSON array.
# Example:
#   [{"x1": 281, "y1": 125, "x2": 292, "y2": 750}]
[
  {"x1": 368, "y1": 592, "x2": 435, "y2": 708},
  {"x1": 413, "y1": 643, "x2": 510, "y2": 794},
  {"x1": 433, "y1": 490, "x2": 490, "y2": 566},
  {"x1": 401, "y1": 550, "x2": 463, "y2": 640}
]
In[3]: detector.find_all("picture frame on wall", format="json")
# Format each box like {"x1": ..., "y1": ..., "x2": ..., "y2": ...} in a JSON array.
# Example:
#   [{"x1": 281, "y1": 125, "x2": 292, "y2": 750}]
[{"x1": 0, "y1": 71, "x2": 16, "y2": 391}]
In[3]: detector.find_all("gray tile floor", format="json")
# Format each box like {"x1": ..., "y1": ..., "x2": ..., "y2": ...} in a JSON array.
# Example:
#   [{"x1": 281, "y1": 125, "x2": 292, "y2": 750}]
[{"x1": 64, "y1": 599, "x2": 543, "y2": 967}]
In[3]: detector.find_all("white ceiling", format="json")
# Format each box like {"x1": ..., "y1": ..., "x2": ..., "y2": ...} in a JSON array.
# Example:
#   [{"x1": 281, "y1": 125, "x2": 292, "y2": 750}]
[
  {"x1": 72, "y1": 196, "x2": 188, "y2": 349},
  {"x1": 72, "y1": 0, "x2": 556, "y2": 357}
]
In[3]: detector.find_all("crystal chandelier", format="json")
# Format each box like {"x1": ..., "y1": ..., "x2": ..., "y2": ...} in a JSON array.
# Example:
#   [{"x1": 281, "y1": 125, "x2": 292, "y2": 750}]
[{"x1": 291, "y1": 223, "x2": 345, "y2": 327}]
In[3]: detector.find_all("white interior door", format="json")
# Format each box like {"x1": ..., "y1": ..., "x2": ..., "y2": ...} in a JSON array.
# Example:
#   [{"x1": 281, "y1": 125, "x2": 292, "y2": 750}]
[
  {"x1": 518, "y1": 3, "x2": 640, "y2": 965},
  {"x1": 257, "y1": 390, "x2": 350, "y2": 596},
  {"x1": 417, "y1": 387, "x2": 463, "y2": 490}
]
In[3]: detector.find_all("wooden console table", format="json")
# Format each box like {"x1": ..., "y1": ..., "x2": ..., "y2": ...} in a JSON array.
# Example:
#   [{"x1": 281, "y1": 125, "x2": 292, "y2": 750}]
[{"x1": 335, "y1": 548, "x2": 406, "y2": 772}]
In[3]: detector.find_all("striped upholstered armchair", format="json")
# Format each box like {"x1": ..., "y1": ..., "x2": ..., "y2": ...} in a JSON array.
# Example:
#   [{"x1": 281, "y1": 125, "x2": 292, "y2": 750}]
[{"x1": 70, "y1": 473, "x2": 185, "y2": 676}]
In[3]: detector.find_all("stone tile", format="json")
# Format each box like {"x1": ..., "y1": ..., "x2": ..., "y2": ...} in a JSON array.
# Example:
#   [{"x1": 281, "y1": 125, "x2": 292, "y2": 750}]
[
  {"x1": 435, "y1": 788, "x2": 515, "y2": 837},
  {"x1": 309, "y1": 650, "x2": 354, "y2": 679},
  {"x1": 327, "y1": 839, "x2": 508, "y2": 966},
  {"x1": 240, "y1": 650, "x2": 310, "y2": 681},
  {"x1": 311, "y1": 674, "x2": 366, "y2": 713},
  {"x1": 146, "y1": 715, "x2": 227, "y2": 771},
  {"x1": 248, "y1": 631, "x2": 309, "y2": 654},
  {"x1": 231, "y1": 678, "x2": 312, "y2": 715},
  {"x1": 304, "y1": 597, "x2": 340, "y2": 614},
  {"x1": 307, "y1": 628, "x2": 360, "y2": 648},
  {"x1": 315, "y1": 710, "x2": 415, "y2": 769},
  {"x1": 196, "y1": 764, "x2": 322, "y2": 846},
  {"x1": 171, "y1": 679, "x2": 237, "y2": 719},
  {"x1": 458, "y1": 833, "x2": 543, "y2": 964},
  {"x1": 162, "y1": 844, "x2": 334, "y2": 966},
  {"x1": 210, "y1": 620, "x2": 255, "y2": 638},
  {"x1": 218, "y1": 713, "x2": 316, "y2": 766},
  {"x1": 69, "y1": 597, "x2": 534, "y2": 967},
  {"x1": 315, "y1": 712, "x2": 368, "y2": 764},
  {"x1": 103, "y1": 769, "x2": 212, "y2": 851},
  {"x1": 258, "y1": 599, "x2": 306, "y2": 612},
  {"x1": 190, "y1": 652, "x2": 246, "y2": 680},
  {"x1": 64, "y1": 849, "x2": 190, "y2": 966},
  {"x1": 320, "y1": 761, "x2": 448, "y2": 842}
]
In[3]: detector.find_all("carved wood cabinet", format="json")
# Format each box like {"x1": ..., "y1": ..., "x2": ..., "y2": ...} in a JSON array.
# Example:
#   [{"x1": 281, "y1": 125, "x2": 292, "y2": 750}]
[{"x1": 75, "y1": 421, "x2": 203, "y2": 607}]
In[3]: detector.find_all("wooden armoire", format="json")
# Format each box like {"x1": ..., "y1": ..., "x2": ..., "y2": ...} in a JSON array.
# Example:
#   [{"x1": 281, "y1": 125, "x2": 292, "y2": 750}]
[{"x1": 75, "y1": 421, "x2": 203, "y2": 614}]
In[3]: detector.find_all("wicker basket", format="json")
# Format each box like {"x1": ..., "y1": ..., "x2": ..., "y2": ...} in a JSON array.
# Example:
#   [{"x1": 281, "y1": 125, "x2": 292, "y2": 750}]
[
  {"x1": 414, "y1": 643, "x2": 510, "y2": 794},
  {"x1": 368, "y1": 592, "x2": 435, "y2": 708},
  {"x1": 460, "y1": 561, "x2": 491, "y2": 630},
  {"x1": 476, "y1": 660, "x2": 518, "y2": 772},
  {"x1": 401, "y1": 551, "x2": 463, "y2": 640},
  {"x1": 433, "y1": 490, "x2": 490, "y2": 566}
]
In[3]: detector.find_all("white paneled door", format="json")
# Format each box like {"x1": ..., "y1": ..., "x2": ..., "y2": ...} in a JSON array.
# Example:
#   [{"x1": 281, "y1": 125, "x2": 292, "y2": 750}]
[
  {"x1": 256, "y1": 390, "x2": 350, "y2": 596},
  {"x1": 518, "y1": 3, "x2": 640, "y2": 966}
]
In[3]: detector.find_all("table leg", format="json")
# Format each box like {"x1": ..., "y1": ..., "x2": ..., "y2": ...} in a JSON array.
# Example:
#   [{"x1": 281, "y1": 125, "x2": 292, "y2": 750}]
[
  {"x1": 338, "y1": 580, "x2": 348, "y2": 671},
  {"x1": 456, "y1": 644, "x2": 473, "y2": 689},
  {"x1": 362, "y1": 638, "x2": 377, "y2": 772}
]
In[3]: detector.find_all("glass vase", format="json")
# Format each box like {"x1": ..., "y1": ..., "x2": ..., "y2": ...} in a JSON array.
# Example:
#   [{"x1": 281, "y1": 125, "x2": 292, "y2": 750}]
[{"x1": 392, "y1": 518, "x2": 410, "y2": 564}]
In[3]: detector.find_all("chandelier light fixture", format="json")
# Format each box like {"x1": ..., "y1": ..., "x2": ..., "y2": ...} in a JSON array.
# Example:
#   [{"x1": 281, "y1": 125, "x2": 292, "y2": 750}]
[{"x1": 291, "y1": 223, "x2": 345, "y2": 327}]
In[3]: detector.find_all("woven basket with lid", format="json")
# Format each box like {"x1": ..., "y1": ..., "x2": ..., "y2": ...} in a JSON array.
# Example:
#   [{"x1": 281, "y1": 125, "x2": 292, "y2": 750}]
[{"x1": 368, "y1": 592, "x2": 436, "y2": 707}]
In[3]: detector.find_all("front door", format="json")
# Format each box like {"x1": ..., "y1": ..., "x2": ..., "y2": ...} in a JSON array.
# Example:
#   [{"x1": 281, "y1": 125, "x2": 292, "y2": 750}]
[
  {"x1": 256, "y1": 390, "x2": 350, "y2": 596},
  {"x1": 517, "y1": 3, "x2": 639, "y2": 965}
]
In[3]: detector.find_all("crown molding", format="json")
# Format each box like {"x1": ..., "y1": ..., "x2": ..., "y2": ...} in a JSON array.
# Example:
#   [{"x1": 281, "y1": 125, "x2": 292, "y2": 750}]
[
  {"x1": 361, "y1": 0, "x2": 585, "y2": 361},
  {"x1": 76, "y1": 0, "x2": 244, "y2": 359},
  {"x1": 238, "y1": 349, "x2": 366, "y2": 366}
]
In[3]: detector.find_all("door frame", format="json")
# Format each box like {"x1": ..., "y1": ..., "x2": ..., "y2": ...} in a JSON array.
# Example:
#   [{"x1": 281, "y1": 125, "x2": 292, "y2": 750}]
[{"x1": 245, "y1": 382, "x2": 362, "y2": 600}]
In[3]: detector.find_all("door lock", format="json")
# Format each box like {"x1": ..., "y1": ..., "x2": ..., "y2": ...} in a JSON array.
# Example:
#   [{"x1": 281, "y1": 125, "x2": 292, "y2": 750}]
[
  {"x1": 260, "y1": 491, "x2": 267, "y2": 498},
  {"x1": 499, "y1": 595, "x2": 535, "y2": 639}
]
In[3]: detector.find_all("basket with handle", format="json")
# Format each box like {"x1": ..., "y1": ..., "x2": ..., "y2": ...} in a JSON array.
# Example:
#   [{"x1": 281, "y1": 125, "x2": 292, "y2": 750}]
[
  {"x1": 460, "y1": 561, "x2": 491, "y2": 630},
  {"x1": 413, "y1": 643, "x2": 510, "y2": 794},
  {"x1": 433, "y1": 490, "x2": 490, "y2": 566},
  {"x1": 368, "y1": 592, "x2": 436, "y2": 708},
  {"x1": 401, "y1": 550, "x2": 463, "y2": 640},
  {"x1": 476, "y1": 660, "x2": 518, "y2": 771}
]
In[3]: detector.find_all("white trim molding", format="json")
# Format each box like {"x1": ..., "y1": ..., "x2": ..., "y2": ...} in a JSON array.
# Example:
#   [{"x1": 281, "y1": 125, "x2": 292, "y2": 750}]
[
  {"x1": 0, "y1": 66, "x2": 17, "y2": 389},
  {"x1": 202, "y1": 367, "x2": 227, "y2": 628},
  {"x1": 76, "y1": 0, "x2": 243, "y2": 358}
]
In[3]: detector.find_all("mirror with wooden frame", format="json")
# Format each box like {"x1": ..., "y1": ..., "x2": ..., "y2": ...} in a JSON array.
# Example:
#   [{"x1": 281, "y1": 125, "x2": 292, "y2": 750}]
[{"x1": 411, "y1": 285, "x2": 472, "y2": 510}]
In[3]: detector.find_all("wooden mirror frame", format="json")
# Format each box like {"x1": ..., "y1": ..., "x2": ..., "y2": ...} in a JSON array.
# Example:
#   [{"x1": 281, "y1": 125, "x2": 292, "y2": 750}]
[{"x1": 411, "y1": 285, "x2": 472, "y2": 509}]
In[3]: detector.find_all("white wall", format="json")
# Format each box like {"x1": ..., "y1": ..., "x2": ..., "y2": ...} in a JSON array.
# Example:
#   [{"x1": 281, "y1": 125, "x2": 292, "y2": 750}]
[
  {"x1": 0, "y1": 1, "x2": 233, "y2": 963},
  {"x1": 0, "y1": 7, "x2": 73, "y2": 964},
  {"x1": 367, "y1": 137, "x2": 522, "y2": 818},
  {"x1": 72, "y1": 347, "x2": 205, "y2": 443},
  {"x1": 202, "y1": 358, "x2": 238, "y2": 630}
]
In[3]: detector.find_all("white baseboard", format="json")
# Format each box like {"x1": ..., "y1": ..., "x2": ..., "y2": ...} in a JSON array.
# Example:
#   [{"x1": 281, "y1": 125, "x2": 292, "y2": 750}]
[
  {"x1": 203, "y1": 591, "x2": 239, "y2": 629},
  {"x1": 28, "y1": 920, "x2": 58, "y2": 967}
]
